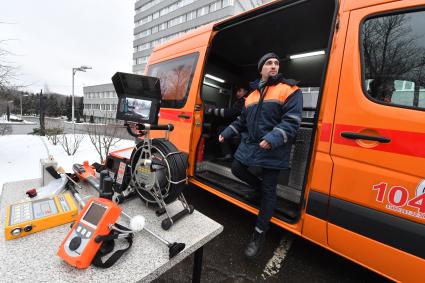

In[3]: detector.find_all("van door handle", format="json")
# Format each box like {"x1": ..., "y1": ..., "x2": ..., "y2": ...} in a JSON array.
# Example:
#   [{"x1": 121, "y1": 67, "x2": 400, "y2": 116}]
[
  {"x1": 177, "y1": 113, "x2": 191, "y2": 119},
  {"x1": 341, "y1": 132, "x2": 391, "y2": 143}
]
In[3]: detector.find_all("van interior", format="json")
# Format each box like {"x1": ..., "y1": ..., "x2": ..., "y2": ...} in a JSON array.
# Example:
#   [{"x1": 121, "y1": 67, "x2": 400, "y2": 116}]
[{"x1": 195, "y1": 0, "x2": 337, "y2": 223}]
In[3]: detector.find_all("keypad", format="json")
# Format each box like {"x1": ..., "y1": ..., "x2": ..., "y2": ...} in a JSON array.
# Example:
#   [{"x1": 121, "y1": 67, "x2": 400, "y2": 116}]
[
  {"x1": 10, "y1": 203, "x2": 33, "y2": 225},
  {"x1": 74, "y1": 225, "x2": 93, "y2": 239}
]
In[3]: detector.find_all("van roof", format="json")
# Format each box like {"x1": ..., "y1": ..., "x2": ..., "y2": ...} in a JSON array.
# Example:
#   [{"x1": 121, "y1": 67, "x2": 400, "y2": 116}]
[{"x1": 151, "y1": 23, "x2": 214, "y2": 55}]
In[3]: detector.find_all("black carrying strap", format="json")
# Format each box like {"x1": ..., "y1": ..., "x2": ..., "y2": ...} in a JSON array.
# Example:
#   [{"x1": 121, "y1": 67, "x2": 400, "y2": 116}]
[{"x1": 92, "y1": 223, "x2": 133, "y2": 268}]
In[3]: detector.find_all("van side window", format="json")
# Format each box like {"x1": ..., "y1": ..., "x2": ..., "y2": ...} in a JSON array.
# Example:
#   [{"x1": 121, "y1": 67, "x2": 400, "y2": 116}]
[
  {"x1": 147, "y1": 53, "x2": 199, "y2": 108},
  {"x1": 361, "y1": 10, "x2": 425, "y2": 110}
]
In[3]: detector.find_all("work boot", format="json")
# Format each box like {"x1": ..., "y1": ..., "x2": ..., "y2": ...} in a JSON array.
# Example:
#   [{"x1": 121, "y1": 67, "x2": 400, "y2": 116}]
[{"x1": 244, "y1": 229, "x2": 265, "y2": 258}]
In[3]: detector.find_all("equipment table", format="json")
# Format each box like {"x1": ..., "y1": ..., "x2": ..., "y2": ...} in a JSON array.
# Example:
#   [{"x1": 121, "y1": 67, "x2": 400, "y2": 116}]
[{"x1": 0, "y1": 179, "x2": 223, "y2": 283}]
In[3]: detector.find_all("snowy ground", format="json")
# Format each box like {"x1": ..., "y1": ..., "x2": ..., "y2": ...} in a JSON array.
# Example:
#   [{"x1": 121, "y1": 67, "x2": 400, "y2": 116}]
[
  {"x1": 0, "y1": 114, "x2": 35, "y2": 124},
  {"x1": 0, "y1": 134, "x2": 135, "y2": 195}
]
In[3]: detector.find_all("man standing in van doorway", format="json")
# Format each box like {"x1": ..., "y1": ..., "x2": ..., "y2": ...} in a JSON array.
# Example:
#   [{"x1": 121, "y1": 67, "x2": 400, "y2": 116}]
[{"x1": 219, "y1": 52, "x2": 303, "y2": 258}]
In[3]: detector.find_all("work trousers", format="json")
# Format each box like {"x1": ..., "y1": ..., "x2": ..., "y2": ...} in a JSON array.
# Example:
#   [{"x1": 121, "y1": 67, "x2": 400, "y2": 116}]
[{"x1": 231, "y1": 159, "x2": 280, "y2": 232}]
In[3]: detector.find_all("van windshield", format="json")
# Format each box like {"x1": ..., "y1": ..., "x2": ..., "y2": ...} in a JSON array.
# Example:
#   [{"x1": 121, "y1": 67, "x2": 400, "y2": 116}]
[{"x1": 147, "y1": 53, "x2": 198, "y2": 108}]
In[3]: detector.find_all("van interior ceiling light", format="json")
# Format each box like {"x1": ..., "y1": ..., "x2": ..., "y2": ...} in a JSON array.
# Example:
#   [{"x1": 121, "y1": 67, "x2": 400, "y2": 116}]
[
  {"x1": 205, "y1": 74, "x2": 225, "y2": 83},
  {"x1": 289, "y1": 50, "x2": 325, "y2": 59},
  {"x1": 203, "y1": 80, "x2": 221, "y2": 89}
]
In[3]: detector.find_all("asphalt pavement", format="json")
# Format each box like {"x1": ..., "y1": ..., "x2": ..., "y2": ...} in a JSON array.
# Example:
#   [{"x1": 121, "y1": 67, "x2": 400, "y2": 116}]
[{"x1": 154, "y1": 185, "x2": 391, "y2": 283}]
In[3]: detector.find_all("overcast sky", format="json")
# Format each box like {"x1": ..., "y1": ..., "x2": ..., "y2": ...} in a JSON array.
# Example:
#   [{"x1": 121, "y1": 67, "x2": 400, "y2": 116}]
[{"x1": 0, "y1": 0, "x2": 134, "y2": 96}]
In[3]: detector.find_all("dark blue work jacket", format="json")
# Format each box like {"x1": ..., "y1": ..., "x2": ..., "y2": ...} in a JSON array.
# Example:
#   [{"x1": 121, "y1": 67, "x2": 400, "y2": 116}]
[{"x1": 221, "y1": 75, "x2": 303, "y2": 170}]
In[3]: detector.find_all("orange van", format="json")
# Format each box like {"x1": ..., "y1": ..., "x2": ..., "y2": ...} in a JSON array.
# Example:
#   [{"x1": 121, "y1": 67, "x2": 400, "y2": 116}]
[{"x1": 143, "y1": 0, "x2": 425, "y2": 281}]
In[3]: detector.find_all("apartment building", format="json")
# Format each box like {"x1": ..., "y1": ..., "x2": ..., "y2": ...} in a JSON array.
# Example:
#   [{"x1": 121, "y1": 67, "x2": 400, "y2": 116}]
[
  {"x1": 84, "y1": 0, "x2": 267, "y2": 123},
  {"x1": 133, "y1": 0, "x2": 267, "y2": 74},
  {"x1": 82, "y1": 83, "x2": 118, "y2": 123}
]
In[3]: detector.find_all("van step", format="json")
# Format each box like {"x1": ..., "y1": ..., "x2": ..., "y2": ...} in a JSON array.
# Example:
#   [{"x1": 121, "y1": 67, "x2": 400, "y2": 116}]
[
  {"x1": 196, "y1": 161, "x2": 301, "y2": 203},
  {"x1": 195, "y1": 171, "x2": 299, "y2": 220}
]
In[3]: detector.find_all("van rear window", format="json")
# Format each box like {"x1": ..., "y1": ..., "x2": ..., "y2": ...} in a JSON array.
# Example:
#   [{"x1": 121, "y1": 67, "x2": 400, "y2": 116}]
[{"x1": 147, "y1": 53, "x2": 199, "y2": 108}]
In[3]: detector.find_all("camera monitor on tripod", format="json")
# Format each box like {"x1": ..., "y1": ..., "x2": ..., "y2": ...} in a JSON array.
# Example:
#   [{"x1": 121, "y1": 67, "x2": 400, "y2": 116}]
[{"x1": 112, "y1": 72, "x2": 161, "y2": 125}]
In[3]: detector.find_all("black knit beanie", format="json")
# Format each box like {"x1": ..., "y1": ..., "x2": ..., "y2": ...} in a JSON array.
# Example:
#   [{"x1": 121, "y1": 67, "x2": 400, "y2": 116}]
[{"x1": 257, "y1": 52, "x2": 279, "y2": 72}]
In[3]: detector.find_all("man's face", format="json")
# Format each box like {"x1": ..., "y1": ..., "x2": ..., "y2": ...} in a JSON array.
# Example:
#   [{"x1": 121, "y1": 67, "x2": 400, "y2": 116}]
[
  {"x1": 260, "y1": 58, "x2": 279, "y2": 79},
  {"x1": 236, "y1": 88, "x2": 248, "y2": 99}
]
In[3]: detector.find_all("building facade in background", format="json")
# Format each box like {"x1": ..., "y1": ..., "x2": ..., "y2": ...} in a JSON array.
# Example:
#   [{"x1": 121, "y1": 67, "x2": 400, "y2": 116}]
[
  {"x1": 83, "y1": 84, "x2": 118, "y2": 123},
  {"x1": 84, "y1": 0, "x2": 267, "y2": 123},
  {"x1": 133, "y1": 0, "x2": 267, "y2": 74}
]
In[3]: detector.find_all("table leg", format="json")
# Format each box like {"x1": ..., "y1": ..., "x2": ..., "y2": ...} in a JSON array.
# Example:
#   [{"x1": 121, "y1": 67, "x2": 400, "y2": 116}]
[{"x1": 192, "y1": 247, "x2": 204, "y2": 283}]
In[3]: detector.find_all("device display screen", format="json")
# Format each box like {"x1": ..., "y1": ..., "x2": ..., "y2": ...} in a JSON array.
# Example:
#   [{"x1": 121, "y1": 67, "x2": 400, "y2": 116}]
[
  {"x1": 117, "y1": 97, "x2": 152, "y2": 122},
  {"x1": 112, "y1": 72, "x2": 161, "y2": 125},
  {"x1": 82, "y1": 202, "x2": 107, "y2": 226}
]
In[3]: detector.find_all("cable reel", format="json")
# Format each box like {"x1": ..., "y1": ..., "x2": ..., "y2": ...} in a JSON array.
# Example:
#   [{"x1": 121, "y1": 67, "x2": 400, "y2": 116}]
[
  {"x1": 130, "y1": 138, "x2": 187, "y2": 204},
  {"x1": 125, "y1": 123, "x2": 194, "y2": 230}
]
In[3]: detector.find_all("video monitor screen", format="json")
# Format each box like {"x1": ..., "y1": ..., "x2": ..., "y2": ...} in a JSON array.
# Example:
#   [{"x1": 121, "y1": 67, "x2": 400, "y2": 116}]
[
  {"x1": 112, "y1": 72, "x2": 161, "y2": 124},
  {"x1": 117, "y1": 97, "x2": 155, "y2": 123},
  {"x1": 82, "y1": 202, "x2": 107, "y2": 227}
]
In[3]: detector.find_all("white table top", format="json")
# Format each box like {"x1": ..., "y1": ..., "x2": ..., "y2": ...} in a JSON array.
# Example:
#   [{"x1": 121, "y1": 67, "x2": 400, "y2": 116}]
[{"x1": 0, "y1": 178, "x2": 223, "y2": 283}]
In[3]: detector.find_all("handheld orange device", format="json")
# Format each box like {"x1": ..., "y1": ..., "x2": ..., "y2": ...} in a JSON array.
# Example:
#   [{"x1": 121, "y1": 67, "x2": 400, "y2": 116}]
[
  {"x1": 57, "y1": 197, "x2": 121, "y2": 269},
  {"x1": 72, "y1": 161, "x2": 100, "y2": 192}
]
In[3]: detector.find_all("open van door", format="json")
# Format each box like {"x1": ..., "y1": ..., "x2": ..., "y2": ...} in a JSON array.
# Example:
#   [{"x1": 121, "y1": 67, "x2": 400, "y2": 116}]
[
  {"x1": 145, "y1": 26, "x2": 214, "y2": 159},
  {"x1": 329, "y1": 1, "x2": 425, "y2": 281}
]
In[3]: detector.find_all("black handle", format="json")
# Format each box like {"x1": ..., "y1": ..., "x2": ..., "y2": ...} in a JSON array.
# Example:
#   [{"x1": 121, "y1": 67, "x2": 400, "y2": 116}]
[
  {"x1": 341, "y1": 132, "x2": 391, "y2": 143},
  {"x1": 177, "y1": 113, "x2": 191, "y2": 119},
  {"x1": 137, "y1": 124, "x2": 174, "y2": 131}
]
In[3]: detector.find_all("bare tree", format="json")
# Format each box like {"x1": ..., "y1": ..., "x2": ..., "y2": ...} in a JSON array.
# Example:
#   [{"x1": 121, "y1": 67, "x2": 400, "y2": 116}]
[
  {"x1": 85, "y1": 118, "x2": 122, "y2": 163},
  {"x1": 0, "y1": 41, "x2": 15, "y2": 92},
  {"x1": 155, "y1": 64, "x2": 191, "y2": 102},
  {"x1": 45, "y1": 118, "x2": 64, "y2": 145},
  {"x1": 59, "y1": 134, "x2": 84, "y2": 156},
  {"x1": 363, "y1": 13, "x2": 425, "y2": 106},
  {"x1": 363, "y1": 14, "x2": 425, "y2": 80},
  {"x1": 0, "y1": 123, "x2": 11, "y2": 135}
]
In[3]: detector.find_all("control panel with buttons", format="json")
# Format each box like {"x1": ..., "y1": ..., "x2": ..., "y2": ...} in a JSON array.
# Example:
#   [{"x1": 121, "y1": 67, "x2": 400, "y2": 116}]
[
  {"x1": 5, "y1": 192, "x2": 78, "y2": 240},
  {"x1": 57, "y1": 197, "x2": 122, "y2": 269}
]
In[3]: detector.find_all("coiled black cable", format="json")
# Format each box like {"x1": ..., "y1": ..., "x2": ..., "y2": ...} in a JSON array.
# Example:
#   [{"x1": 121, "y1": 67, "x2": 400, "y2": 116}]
[{"x1": 130, "y1": 138, "x2": 187, "y2": 204}]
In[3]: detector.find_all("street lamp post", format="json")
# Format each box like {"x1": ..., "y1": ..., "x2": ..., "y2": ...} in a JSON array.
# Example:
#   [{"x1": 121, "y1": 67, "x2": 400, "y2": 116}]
[
  {"x1": 6, "y1": 100, "x2": 13, "y2": 121},
  {"x1": 20, "y1": 93, "x2": 28, "y2": 118},
  {"x1": 72, "y1": 65, "x2": 92, "y2": 135}
]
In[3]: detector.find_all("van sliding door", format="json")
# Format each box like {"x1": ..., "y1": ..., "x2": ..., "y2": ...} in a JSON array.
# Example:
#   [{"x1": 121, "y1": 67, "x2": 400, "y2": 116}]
[{"x1": 329, "y1": 1, "x2": 425, "y2": 281}]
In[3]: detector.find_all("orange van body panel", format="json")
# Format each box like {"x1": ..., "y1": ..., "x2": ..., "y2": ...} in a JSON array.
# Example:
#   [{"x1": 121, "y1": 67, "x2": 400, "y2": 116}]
[
  {"x1": 143, "y1": 0, "x2": 425, "y2": 280},
  {"x1": 331, "y1": 0, "x2": 425, "y2": 223},
  {"x1": 343, "y1": 0, "x2": 400, "y2": 12},
  {"x1": 147, "y1": 25, "x2": 214, "y2": 154},
  {"x1": 149, "y1": 24, "x2": 214, "y2": 65},
  {"x1": 328, "y1": 0, "x2": 425, "y2": 280},
  {"x1": 301, "y1": 8, "x2": 351, "y2": 246},
  {"x1": 329, "y1": 223, "x2": 422, "y2": 283},
  {"x1": 302, "y1": 214, "x2": 328, "y2": 246}
]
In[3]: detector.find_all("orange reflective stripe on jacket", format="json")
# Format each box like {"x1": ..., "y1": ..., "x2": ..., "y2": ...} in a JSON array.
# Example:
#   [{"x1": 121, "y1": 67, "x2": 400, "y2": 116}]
[{"x1": 245, "y1": 83, "x2": 300, "y2": 108}]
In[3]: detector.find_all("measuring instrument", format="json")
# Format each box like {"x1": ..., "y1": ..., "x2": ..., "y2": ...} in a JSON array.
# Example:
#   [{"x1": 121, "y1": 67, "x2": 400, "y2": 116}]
[
  {"x1": 5, "y1": 192, "x2": 78, "y2": 240},
  {"x1": 57, "y1": 197, "x2": 122, "y2": 269}
]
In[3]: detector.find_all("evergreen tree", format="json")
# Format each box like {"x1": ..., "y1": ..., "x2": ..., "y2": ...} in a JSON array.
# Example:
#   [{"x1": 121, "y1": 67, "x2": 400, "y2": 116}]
[
  {"x1": 46, "y1": 95, "x2": 61, "y2": 117},
  {"x1": 59, "y1": 101, "x2": 66, "y2": 117}
]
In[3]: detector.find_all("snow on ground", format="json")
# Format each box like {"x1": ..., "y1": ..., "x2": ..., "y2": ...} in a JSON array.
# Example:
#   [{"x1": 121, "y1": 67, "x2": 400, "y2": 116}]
[
  {"x1": 0, "y1": 114, "x2": 35, "y2": 124},
  {"x1": 0, "y1": 134, "x2": 135, "y2": 195}
]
